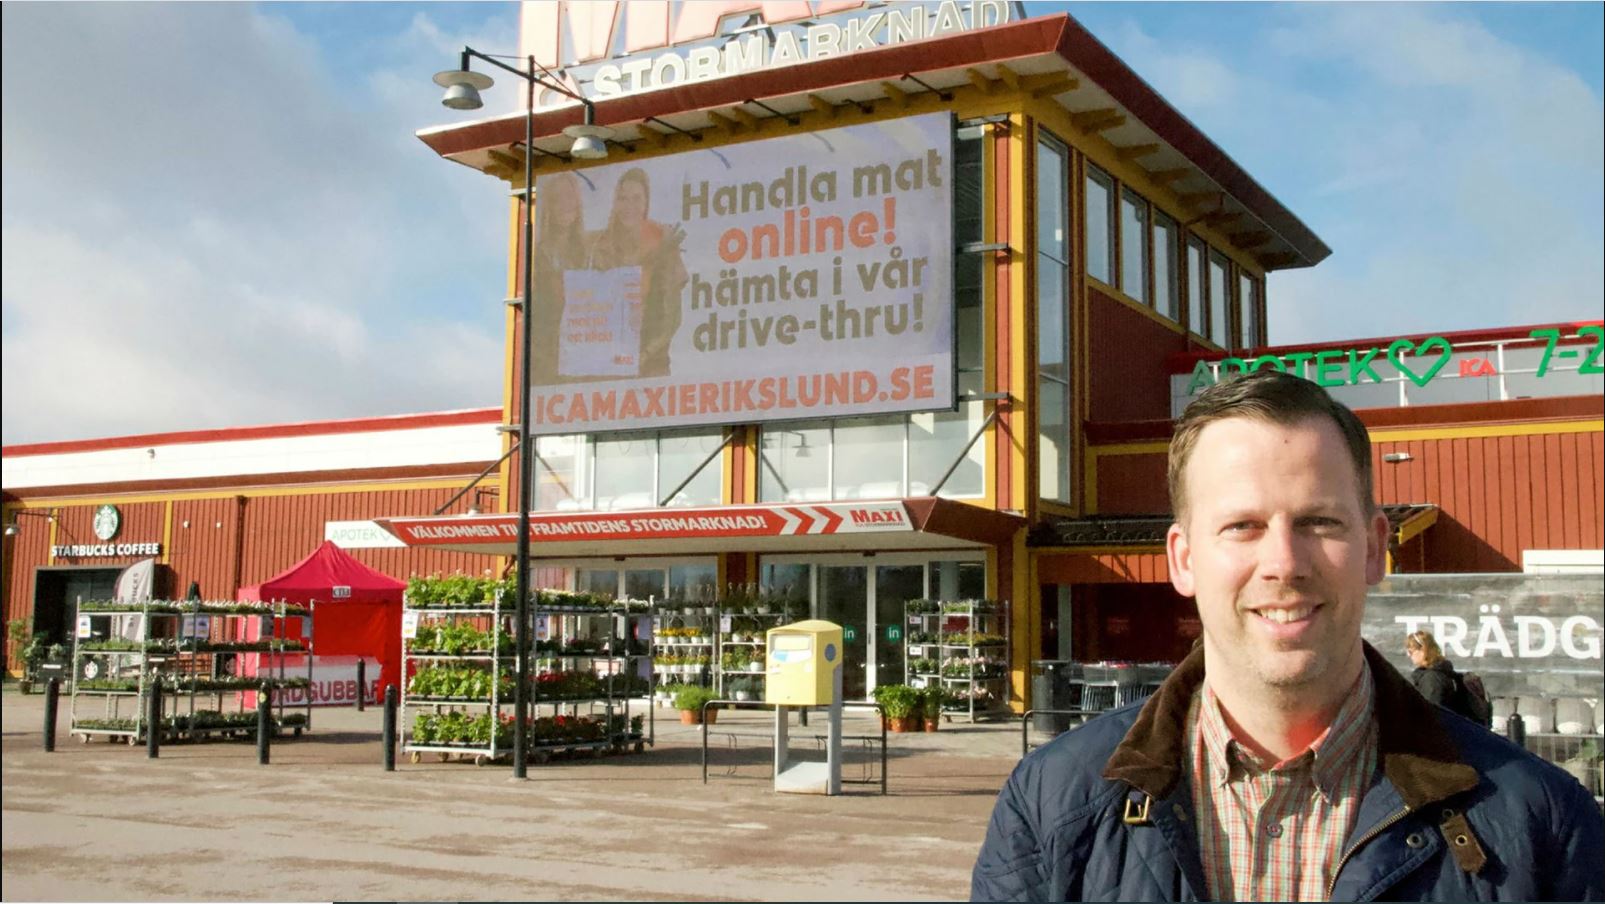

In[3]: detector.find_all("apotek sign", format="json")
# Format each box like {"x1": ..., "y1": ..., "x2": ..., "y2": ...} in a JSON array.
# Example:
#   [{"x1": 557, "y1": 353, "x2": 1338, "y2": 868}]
[{"x1": 531, "y1": 113, "x2": 953, "y2": 434}]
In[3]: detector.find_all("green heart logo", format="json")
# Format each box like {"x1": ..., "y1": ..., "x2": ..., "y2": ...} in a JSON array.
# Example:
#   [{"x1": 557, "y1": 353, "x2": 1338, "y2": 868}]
[{"x1": 1387, "y1": 336, "x2": 1452, "y2": 387}]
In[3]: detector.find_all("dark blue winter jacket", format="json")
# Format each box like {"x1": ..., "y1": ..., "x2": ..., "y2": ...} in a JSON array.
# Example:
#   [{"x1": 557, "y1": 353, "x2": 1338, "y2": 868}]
[{"x1": 972, "y1": 644, "x2": 1604, "y2": 901}]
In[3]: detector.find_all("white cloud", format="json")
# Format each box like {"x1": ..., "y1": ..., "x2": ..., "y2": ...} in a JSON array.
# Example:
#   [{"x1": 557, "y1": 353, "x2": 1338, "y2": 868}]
[
  {"x1": 1107, "y1": 5, "x2": 1604, "y2": 345},
  {"x1": 1, "y1": 2, "x2": 513, "y2": 444}
]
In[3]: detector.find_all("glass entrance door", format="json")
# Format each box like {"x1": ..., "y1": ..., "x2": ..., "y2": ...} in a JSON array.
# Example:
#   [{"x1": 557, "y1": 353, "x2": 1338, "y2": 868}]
[
  {"x1": 873, "y1": 565, "x2": 924, "y2": 689},
  {"x1": 818, "y1": 566, "x2": 868, "y2": 700}
]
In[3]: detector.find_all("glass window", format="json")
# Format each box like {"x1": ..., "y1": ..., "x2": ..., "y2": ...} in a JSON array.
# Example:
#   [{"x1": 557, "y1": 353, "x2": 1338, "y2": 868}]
[
  {"x1": 594, "y1": 434, "x2": 655, "y2": 510},
  {"x1": 657, "y1": 430, "x2": 723, "y2": 507},
  {"x1": 1208, "y1": 251, "x2": 1231, "y2": 349},
  {"x1": 1239, "y1": 273, "x2": 1261, "y2": 349},
  {"x1": 1186, "y1": 237, "x2": 1206, "y2": 337},
  {"x1": 669, "y1": 563, "x2": 717, "y2": 602},
  {"x1": 1120, "y1": 189, "x2": 1150, "y2": 305},
  {"x1": 1038, "y1": 378, "x2": 1069, "y2": 501},
  {"x1": 931, "y1": 560, "x2": 986, "y2": 600},
  {"x1": 1085, "y1": 166, "x2": 1114, "y2": 284},
  {"x1": 833, "y1": 416, "x2": 906, "y2": 499},
  {"x1": 534, "y1": 434, "x2": 588, "y2": 510},
  {"x1": 624, "y1": 569, "x2": 666, "y2": 601},
  {"x1": 759, "y1": 425, "x2": 830, "y2": 502},
  {"x1": 579, "y1": 569, "x2": 619, "y2": 597},
  {"x1": 1039, "y1": 136, "x2": 1072, "y2": 503},
  {"x1": 909, "y1": 390, "x2": 984, "y2": 498},
  {"x1": 1154, "y1": 212, "x2": 1180, "y2": 323}
]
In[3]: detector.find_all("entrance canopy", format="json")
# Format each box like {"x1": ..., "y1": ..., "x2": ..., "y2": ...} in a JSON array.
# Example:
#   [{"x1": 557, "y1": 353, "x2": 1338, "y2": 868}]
[{"x1": 376, "y1": 499, "x2": 1022, "y2": 558}]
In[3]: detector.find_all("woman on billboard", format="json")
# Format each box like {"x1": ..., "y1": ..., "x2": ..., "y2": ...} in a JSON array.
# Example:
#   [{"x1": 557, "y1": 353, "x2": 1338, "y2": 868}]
[
  {"x1": 588, "y1": 167, "x2": 688, "y2": 378},
  {"x1": 532, "y1": 172, "x2": 588, "y2": 386}
]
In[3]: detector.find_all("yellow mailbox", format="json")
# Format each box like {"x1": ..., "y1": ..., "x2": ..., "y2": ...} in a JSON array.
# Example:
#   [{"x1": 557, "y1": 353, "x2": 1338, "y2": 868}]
[{"x1": 765, "y1": 620, "x2": 843, "y2": 706}]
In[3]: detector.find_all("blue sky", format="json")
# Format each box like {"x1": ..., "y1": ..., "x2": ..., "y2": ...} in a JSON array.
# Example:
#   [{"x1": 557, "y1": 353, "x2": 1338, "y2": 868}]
[{"x1": 2, "y1": 1, "x2": 1601, "y2": 444}]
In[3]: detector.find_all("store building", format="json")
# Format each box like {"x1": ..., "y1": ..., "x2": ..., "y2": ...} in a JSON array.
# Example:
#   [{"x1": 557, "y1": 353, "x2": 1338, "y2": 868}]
[{"x1": 6, "y1": 4, "x2": 1601, "y2": 706}]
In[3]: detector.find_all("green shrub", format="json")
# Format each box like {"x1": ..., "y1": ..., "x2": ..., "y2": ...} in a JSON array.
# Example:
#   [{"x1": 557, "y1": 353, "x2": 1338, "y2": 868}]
[{"x1": 672, "y1": 684, "x2": 719, "y2": 713}]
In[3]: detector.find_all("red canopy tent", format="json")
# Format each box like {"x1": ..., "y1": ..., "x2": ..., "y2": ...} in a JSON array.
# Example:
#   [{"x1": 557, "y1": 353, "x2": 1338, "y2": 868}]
[{"x1": 237, "y1": 540, "x2": 405, "y2": 706}]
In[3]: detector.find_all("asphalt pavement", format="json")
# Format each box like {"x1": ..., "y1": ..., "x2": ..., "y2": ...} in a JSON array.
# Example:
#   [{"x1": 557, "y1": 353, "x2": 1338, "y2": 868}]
[{"x1": 2, "y1": 683, "x2": 1041, "y2": 902}]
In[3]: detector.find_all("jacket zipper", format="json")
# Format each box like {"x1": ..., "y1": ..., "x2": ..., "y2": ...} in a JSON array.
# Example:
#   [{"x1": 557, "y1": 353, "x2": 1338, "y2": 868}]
[{"x1": 1326, "y1": 807, "x2": 1410, "y2": 900}]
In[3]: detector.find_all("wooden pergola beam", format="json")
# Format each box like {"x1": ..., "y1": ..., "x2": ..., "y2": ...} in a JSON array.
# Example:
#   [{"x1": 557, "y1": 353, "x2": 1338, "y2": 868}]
[
  {"x1": 1026, "y1": 75, "x2": 1079, "y2": 98},
  {"x1": 1071, "y1": 108, "x2": 1125, "y2": 133},
  {"x1": 1148, "y1": 167, "x2": 1190, "y2": 186},
  {"x1": 708, "y1": 110, "x2": 743, "y2": 134},
  {"x1": 1178, "y1": 191, "x2": 1218, "y2": 209},
  {"x1": 1229, "y1": 230, "x2": 1272, "y2": 250},
  {"x1": 966, "y1": 67, "x2": 996, "y2": 95},
  {"x1": 1117, "y1": 143, "x2": 1160, "y2": 162},
  {"x1": 729, "y1": 106, "x2": 762, "y2": 131},
  {"x1": 997, "y1": 65, "x2": 1023, "y2": 94},
  {"x1": 1258, "y1": 251, "x2": 1298, "y2": 269},
  {"x1": 881, "y1": 81, "x2": 910, "y2": 107},
  {"x1": 488, "y1": 149, "x2": 525, "y2": 172},
  {"x1": 807, "y1": 93, "x2": 838, "y2": 119}
]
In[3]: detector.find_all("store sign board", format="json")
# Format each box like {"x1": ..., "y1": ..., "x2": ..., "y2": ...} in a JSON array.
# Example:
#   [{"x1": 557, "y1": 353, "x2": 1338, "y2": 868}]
[
  {"x1": 1364, "y1": 574, "x2": 1603, "y2": 705},
  {"x1": 325, "y1": 520, "x2": 407, "y2": 549},
  {"x1": 1181, "y1": 325, "x2": 1603, "y2": 397},
  {"x1": 380, "y1": 501, "x2": 914, "y2": 547},
  {"x1": 522, "y1": 0, "x2": 1012, "y2": 107},
  {"x1": 531, "y1": 113, "x2": 953, "y2": 434},
  {"x1": 52, "y1": 542, "x2": 162, "y2": 559}
]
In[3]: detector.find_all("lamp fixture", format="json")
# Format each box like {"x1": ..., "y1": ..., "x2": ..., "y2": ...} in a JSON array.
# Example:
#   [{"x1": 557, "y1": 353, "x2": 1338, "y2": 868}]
[
  {"x1": 4, "y1": 509, "x2": 55, "y2": 537},
  {"x1": 1382, "y1": 452, "x2": 1414, "y2": 464},
  {"x1": 465, "y1": 487, "x2": 499, "y2": 516},
  {"x1": 434, "y1": 49, "x2": 611, "y2": 161}
]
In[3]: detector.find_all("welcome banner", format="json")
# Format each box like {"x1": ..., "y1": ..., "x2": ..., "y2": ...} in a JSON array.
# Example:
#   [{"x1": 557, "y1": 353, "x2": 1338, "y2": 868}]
[{"x1": 530, "y1": 112, "x2": 954, "y2": 435}]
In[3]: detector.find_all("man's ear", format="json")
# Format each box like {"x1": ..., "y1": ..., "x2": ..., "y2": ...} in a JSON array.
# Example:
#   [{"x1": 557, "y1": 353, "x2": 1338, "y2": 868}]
[
  {"x1": 1364, "y1": 508, "x2": 1390, "y2": 585},
  {"x1": 1167, "y1": 522, "x2": 1195, "y2": 598}
]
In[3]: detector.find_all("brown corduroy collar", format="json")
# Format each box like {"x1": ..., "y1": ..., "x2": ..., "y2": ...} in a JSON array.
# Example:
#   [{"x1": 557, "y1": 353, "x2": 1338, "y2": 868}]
[{"x1": 1102, "y1": 641, "x2": 1481, "y2": 811}]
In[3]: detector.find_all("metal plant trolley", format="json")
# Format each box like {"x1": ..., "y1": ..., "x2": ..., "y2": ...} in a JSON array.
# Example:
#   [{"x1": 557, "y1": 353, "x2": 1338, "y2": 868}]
[
  {"x1": 70, "y1": 599, "x2": 313, "y2": 744},
  {"x1": 531, "y1": 597, "x2": 655, "y2": 760},
  {"x1": 401, "y1": 581, "x2": 657, "y2": 766},
  {"x1": 904, "y1": 598, "x2": 1011, "y2": 721}
]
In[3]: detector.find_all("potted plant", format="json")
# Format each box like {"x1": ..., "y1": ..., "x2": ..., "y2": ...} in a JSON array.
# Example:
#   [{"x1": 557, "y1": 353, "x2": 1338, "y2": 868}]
[
  {"x1": 673, "y1": 684, "x2": 720, "y2": 725},
  {"x1": 872, "y1": 684, "x2": 922, "y2": 732},
  {"x1": 728, "y1": 677, "x2": 756, "y2": 702},
  {"x1": 10, "y1": 621, "x2": 47, "y2": 694},
  {"x1": 921, "y1": 685, "x2": 947, "y2": 731}
]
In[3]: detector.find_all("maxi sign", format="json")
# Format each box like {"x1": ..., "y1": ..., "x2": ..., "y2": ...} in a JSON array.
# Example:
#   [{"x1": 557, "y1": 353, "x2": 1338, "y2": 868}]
[
  {"x1": 522, "y1": 0, "x2": 1012, "y2": 106},
  {"x1": 531, "y1": 113, "x2": 952, "y2": 434}
]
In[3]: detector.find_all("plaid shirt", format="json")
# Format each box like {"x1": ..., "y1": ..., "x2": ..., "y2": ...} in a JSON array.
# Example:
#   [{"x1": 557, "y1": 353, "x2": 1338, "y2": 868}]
[{"x1": 1187, "y1": 668, "x2": 1378, "y2": 902}]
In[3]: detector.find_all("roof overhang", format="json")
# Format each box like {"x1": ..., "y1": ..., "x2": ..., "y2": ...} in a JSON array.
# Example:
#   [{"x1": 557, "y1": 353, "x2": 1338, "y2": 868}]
[
  {"x1": 418, "y1": 13, "x2": 1328, "y2": 272},
  {"x1": 1030, "y1": 504, "x2": 1440, "y2": 552},
  {"x1": 376, "y1": 497, "x2": 1023, "y2": 558}
]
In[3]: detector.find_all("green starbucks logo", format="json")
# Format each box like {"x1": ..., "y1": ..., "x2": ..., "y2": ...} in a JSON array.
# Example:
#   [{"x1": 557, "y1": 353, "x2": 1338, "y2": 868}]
[{"x1": 92, "y1": 505, "x2": 121, "y2": 541}]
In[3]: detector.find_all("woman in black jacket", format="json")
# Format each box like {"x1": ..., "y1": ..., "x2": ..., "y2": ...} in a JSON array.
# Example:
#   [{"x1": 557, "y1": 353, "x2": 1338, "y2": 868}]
[{"x1": 1405, "y1": 629, "x2": 1459, "y2": 709}]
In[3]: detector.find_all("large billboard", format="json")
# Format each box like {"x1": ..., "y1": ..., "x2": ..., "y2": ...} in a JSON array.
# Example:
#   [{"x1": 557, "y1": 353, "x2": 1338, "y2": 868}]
[{"x1": 530, "y1": 112, "x2": 954, "y2": 435}]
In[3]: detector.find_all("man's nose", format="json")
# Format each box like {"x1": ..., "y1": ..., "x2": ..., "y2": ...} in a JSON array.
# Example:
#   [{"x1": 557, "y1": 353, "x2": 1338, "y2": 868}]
[{"x1": 1257, "y1": 521, "x2": 1310, "y2": 582}]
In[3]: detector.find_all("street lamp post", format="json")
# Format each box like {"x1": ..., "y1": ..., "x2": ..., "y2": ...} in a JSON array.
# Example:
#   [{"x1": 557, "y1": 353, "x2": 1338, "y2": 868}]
[{"x1": 434, "y1": 48, "x2": 609, "y2": 778}]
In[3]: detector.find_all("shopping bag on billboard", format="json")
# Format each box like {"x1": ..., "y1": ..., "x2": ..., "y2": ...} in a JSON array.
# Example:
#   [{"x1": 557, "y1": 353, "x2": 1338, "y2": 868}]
[{"x1": 558, "y1": 267, "x2": 643, "y2": 378}]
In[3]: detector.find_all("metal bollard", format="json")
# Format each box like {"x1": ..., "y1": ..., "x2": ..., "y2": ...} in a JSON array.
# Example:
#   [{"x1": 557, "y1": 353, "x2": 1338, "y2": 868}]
[
  {"x1": 43, "y1": 677, "x2": 61, "y2": 752},
  {"x1": 355, "y1": 658, "x2": 367, "y2": 712},
  {"x1": 1506, "y1": 712, "x2": 1526, "y2": 749},
  {"x1": 147, "y1": 675, "x2": 162, "y2": 759},
  {"x1": 382, "y1": 685, "x2": 397, "y2": 772},
  {"x1": 257, "y1": 685, "x2": 271, "y2": 765}
]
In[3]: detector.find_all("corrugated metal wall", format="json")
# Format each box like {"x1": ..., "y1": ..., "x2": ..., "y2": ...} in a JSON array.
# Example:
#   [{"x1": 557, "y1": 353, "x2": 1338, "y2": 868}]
[
  {"x1": 1080, "y1": 425, "x2": 1603, "y2": 575},
  {"x1": 1373, "y1": 428, "x2": 1602, "y2": 572}
]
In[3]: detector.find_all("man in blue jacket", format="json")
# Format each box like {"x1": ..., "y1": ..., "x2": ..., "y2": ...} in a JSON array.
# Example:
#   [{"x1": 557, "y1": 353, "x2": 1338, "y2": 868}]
[{"x1": 972, "y1": 371, "x2": 1603, "y2": 901}]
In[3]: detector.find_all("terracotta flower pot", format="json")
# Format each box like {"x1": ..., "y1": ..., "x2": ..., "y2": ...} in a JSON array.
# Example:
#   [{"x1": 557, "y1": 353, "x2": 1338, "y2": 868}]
[
  {"x1": 889, "y1": 716, "x2": 916, "y2": 733},
  {"x1": 679, "y1": 708, "x2": 719, "y2": 725},
  {"x1": 923, "y1": 717, "x2": 940, "y2": 732}
]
